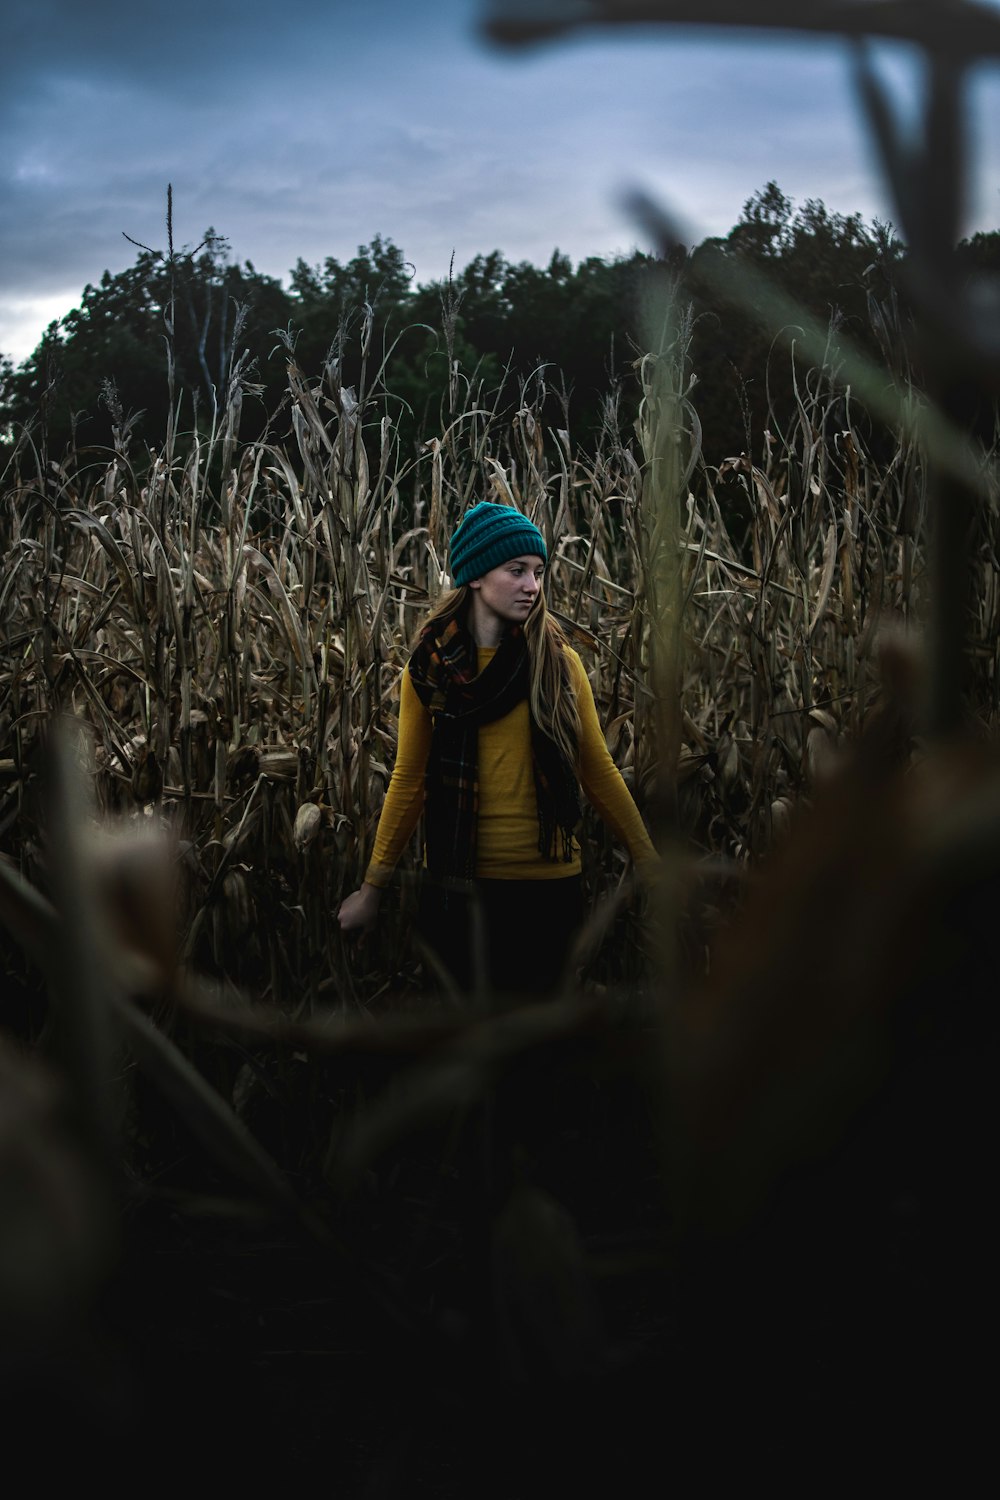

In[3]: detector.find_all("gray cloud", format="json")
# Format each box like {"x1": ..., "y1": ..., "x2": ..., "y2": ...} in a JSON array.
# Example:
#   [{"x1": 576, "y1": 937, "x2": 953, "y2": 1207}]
[
  {"x1": 1, "y1": 1, "x2": 413, "y2": 96},
  {"x1": 3, "y1": 1, "x2": 998, "y2": 361}
]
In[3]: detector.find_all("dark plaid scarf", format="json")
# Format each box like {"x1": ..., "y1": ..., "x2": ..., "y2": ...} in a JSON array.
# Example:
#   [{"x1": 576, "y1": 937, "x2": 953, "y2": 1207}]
[{"x1": 408, "y1": 617, "x2": 581, "y2": 880}]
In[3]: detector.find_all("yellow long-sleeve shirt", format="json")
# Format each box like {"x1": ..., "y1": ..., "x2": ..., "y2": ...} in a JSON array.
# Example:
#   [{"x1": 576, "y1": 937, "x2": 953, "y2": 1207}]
[{"x1": 364, "y1": 644, "x2": 656, "y2": 886}]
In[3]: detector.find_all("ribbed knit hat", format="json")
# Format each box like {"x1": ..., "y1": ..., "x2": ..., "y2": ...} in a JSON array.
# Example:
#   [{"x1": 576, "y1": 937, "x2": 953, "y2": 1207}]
[{"x1": 449, "y1": 502, "x2": 547, "y2": 585}]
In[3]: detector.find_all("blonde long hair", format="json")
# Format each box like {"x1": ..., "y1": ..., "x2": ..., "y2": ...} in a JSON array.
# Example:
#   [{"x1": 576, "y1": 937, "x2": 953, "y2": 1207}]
[{"x1": 418, "y1": 586, "x2": 581, "y2": 766}]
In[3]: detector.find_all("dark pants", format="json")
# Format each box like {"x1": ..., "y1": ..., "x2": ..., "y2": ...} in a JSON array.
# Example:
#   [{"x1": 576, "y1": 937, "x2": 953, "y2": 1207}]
[{"x1": 417, "y1": 874, "x2": 584, "y2": 998}]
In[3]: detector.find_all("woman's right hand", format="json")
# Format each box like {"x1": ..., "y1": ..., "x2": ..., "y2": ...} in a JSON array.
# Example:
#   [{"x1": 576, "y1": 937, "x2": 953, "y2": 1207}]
[{"x1": 337, "y1": 881, "x2": 383, "y2": 935}]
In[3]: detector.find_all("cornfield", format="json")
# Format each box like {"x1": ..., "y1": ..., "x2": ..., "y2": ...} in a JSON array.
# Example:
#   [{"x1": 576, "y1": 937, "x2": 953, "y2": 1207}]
[
  {"x1": 1, "y1": 285, "x2": 997, "y2": 1480},
  {"x1": 8, "y1": 302, "x2": 994, "y2": 992},
  {"x1": 3, "y1": 0, "x2": 999, "y2": 1484}
]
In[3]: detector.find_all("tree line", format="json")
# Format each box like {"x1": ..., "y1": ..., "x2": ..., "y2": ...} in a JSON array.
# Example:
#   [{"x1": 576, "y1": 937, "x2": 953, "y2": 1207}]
[{"x1": 3, "y1": 182, "x2": 998, "y2": 470}]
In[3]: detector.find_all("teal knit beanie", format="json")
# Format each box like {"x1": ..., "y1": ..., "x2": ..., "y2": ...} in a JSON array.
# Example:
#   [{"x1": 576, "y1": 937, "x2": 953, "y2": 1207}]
[{"x1": 449, "y1": 502, "x2": 547, "y2": 585}]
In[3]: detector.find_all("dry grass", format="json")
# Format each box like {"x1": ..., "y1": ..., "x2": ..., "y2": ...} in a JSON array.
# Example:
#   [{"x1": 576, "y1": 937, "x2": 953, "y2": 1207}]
[
  {"x1": 3, "y1": 4, "x2": 997, "y2": 1480},
  {"x1": 1, "y1": 306, "x2": 998, "y2": 1008},
  {"x1": 1, "y1": 276, "x2": 999, "y2": 1438}
]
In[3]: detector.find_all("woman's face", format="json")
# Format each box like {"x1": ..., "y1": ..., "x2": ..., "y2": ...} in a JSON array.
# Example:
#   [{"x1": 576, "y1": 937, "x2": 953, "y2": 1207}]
[{"x1": 469, "y1": 553, "x2": 545, "y2": 624}]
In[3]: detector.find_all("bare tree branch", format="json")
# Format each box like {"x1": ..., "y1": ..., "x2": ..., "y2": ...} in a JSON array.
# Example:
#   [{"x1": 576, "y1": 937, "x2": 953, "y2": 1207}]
[{"x1": 483, "y1": 0, "x2": 1000, "y2": 59}]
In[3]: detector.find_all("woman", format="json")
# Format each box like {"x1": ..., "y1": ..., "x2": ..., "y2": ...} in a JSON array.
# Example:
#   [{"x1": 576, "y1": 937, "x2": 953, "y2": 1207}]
[{"x1": 337, "y1": 501, "x2": 656, "y2": 995}]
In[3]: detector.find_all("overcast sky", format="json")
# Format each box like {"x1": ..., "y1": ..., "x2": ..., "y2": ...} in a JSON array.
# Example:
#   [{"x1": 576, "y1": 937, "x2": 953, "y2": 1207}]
[{"x1": 3, "y1": 0, "x2": 1000, "y2": 364}]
